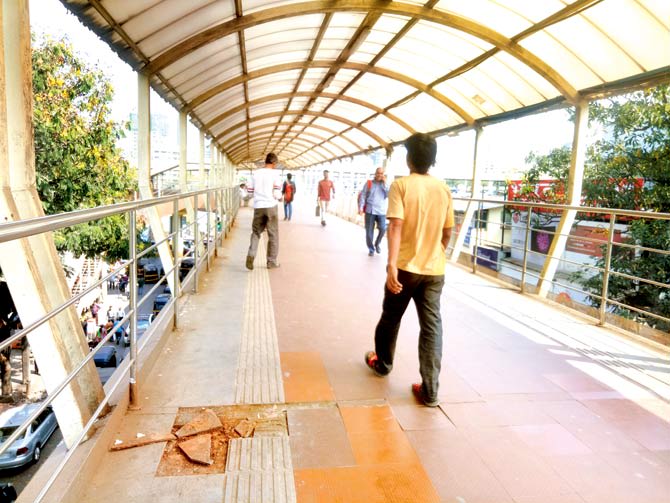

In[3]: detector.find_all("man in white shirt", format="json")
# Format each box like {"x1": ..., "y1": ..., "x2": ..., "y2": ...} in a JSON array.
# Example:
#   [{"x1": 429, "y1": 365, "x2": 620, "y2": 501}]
[{"x1": 245, "y1": 153, "x2": 282, "y2": 270}]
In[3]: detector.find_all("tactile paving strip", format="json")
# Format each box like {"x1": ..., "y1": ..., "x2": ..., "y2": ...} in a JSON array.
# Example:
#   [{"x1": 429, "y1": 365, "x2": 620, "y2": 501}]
[
  {"x1": 223, "y1": 436, "x2": 296, "y2": 503},
  {"x1": 235, "y1": 237, "x2": 285, "y2": 404}
]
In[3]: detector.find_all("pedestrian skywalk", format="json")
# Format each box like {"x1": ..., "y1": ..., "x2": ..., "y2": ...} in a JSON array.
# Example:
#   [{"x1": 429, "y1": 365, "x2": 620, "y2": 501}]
[{"x1": 24, "y1": 204, "x2": 669, "y2": 503}]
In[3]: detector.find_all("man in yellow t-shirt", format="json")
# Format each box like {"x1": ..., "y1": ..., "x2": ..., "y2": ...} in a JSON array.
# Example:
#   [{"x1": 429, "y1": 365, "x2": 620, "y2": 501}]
[{"x1": 365, "y1": 133, "x2": 454, "y2": 407}]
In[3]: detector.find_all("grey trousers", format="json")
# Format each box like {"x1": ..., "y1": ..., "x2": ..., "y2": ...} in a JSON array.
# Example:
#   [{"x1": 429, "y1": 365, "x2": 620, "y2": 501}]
[
  {"x1": 247, "y1": 206, "x2": 279, "y2": 264},
  {"x1": 374, "y1": 269, "x2": 445, "y2": 402}
]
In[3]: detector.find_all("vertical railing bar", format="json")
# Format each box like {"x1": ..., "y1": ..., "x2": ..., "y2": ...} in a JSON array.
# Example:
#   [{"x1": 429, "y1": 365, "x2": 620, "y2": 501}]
[
  {"x1": 472, "y1": 202, "x2": 482, "y2": 273},
  {"x1": 206, "y1": 191, "x2": 211, "y2": 272},
  {"x1": 172, "y1": 199, "x2": 180, "y2": 329},
  {"x1": 193, "y1": 194, "x2": 199, "y2": 293},
  {"x1": 521, "y1": 207, "x2": 533, "y2": 294},
  {"x1": 213, "y1": 188, "x2": 219, "y2": 258},
  {"x1": 128, "y1": 209, "x2": 139, "y2": 409},
  {"x1": 599, "y1": 213, "x2": 617, "y2": 326}
]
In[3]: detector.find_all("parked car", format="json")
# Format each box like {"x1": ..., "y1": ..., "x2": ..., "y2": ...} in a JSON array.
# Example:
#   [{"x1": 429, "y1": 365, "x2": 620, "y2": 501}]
[
  {"x1": 179, "y1": 257, "x2": 194, "y2": 280},
  {"x1": 122, "y1": 314, "x2": 154, "y2": 347},
  {"x1": 0, "y1": 404, "x2": 58, "y2": 470},
  {"x1": 152, "y1": 293, "x2": 171, "y2": 316},
  {"x1": 143, "y1": 264, "x2": 159, "y2": 283},
  {"x1": 93, "y1": 346, "x2": 117, "y2": 368}
]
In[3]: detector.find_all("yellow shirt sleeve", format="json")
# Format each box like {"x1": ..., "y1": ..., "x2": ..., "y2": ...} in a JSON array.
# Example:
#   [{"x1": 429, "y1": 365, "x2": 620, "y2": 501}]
[{"x1": 387, "y1": 180, "x2": 404, "y2": 220}]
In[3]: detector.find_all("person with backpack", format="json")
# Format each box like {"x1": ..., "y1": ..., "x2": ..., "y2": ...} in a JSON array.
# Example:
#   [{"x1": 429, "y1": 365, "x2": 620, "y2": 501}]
[
  {"x1": 281, "y1": 173, "x2": 296, "y2": 221},
  {"x1": 358, "y1": 167, "x2": 389, "y2": 256}
]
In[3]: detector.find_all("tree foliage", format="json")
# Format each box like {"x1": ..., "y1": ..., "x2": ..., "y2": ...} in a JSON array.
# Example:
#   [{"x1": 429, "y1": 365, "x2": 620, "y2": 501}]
[
  {"x1": 32, "y1": 36, "x2": 137, "y2": 261},
  {"x1": 518, "y1": 84, "x2": 670, "y2": 330}
]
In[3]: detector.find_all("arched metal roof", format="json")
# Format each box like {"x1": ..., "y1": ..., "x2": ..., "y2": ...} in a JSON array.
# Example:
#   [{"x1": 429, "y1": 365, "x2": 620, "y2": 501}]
[{"x1": 61, "y1": 0, "x2": 670, "y2": 169}]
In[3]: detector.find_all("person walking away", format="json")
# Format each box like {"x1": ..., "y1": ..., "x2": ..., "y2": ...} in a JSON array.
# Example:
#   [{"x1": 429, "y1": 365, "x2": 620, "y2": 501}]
[
  {"x1": 317, "y1": 170, "x2": 335, "y2": 226},
  {"x1": 282, "y1": 173, "x2": 296, "y2": 221},
  {"x1": 245, "y1": 153, "x2": 282, "y2": 270},
  {"x1": 364, "y1": 133, "x2": 454, "y2": 407},
  {"x1": 358, "y1": 167, "x2": 389, "y2": 256}
]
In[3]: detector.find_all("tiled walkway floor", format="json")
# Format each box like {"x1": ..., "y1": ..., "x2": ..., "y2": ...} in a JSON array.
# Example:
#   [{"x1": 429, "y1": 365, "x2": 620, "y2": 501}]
[{"x1": 69, "y1": 201, "x2": 669, "y2": 503}]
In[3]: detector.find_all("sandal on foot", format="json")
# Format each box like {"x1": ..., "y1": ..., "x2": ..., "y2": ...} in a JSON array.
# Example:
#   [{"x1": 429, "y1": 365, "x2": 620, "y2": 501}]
[{"x1": 411, "y1": 383, "x2": 440, "y2": 407}]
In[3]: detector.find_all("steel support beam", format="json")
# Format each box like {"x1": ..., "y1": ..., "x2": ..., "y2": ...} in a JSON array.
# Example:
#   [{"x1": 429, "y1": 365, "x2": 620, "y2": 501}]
[
  {"x1": 538, "y1": 100, "x2": 589, "y2": 296},
  {"x1": 137, "y1": 73, "x2": 176, "y2": 295},
  {"x1": 0, "y1": 0, "x2": 105, "y2": 448},
  {"x1": 451, "y1": 128, "x2": 484, "y2": 264}
]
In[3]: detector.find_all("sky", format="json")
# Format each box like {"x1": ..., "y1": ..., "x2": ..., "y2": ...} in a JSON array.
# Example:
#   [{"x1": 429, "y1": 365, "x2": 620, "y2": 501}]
[{"x1": 28, "y1": 0, "x2": 592, "y2": 178}]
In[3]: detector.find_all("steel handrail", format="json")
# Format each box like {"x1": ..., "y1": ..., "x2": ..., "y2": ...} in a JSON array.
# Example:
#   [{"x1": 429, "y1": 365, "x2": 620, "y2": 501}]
[
  {"x1": 0, "y1": 188, "x2": 217, "y2": 243},
  {"x1": 452, "y1": 196, "x2": 670, "y2": 221},
  {"x1": 0, "y1": 184, "x2": 237, "y2": 501},
  {"x1": 452, "y1": 196, "x2": 669, "y2": 328}
]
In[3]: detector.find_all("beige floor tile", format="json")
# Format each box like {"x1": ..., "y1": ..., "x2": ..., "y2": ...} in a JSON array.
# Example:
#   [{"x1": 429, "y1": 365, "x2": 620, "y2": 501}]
[{"x1": 287, "y1": 407, "x2": 356, "y2": 469}]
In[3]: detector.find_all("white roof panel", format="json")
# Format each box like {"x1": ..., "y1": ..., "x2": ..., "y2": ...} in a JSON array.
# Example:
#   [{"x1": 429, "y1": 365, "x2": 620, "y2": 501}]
[{"x1": 61, "y1": 0, "x2": 670, "y2": 167}]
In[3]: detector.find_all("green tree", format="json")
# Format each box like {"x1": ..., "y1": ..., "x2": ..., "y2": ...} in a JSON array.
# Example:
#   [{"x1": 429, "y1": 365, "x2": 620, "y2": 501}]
[
  {"x1": 515, "y1": 84, "x2": 670, "y2": 330},
  {"x1": 32, "y1": 36, "x2": 137, "y2": 261}
]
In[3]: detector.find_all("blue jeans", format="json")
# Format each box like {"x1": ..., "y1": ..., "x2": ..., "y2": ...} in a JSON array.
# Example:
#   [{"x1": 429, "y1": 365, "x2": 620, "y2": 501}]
[
  {"x1": 283, "y1": 201, "x2": 293, "y2": 220},
  {"x1": 374, "y1": 269, "x2": 445, "y2": 403},
  {"x1": 364, "y1": 213, "x2": 386, "y2": 253}
]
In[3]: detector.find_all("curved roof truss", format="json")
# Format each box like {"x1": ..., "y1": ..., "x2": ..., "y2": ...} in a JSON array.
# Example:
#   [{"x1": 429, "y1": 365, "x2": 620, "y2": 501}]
[{"x1": 61, "y1": 0, "x2": 670, "y2": 168}]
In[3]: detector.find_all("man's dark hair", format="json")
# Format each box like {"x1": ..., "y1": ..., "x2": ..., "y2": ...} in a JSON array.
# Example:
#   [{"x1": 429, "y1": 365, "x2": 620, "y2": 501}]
[
  {"x1": 404, "y1": 133, "x2": 436, "y2": 174},
  {"x1": 286, "y1": 173, "x2": 292, "y2": 180},
  {"x1": 265, "y1": 153, "x2": 278, "y2": 165}
]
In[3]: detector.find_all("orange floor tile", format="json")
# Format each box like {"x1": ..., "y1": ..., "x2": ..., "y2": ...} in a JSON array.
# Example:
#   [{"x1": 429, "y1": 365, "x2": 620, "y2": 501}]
[
  {"x1": 339, "y1": 404, "x2": 401, "y2": 434},
  {"x1": 295, "y1": 464, "x2": 440, "y2": 503},
  {"x1": 281, "y1": 351, "x2": 336, "y2": 402}
]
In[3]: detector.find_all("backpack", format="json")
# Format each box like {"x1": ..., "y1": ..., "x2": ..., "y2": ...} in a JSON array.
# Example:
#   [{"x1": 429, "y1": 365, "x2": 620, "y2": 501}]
[
  {"x1": 284, "y1": 181, "x2": 294, "y2": 203},
  {"x1": 358, "y1": 180, "x2": 373, "y2": 212}
]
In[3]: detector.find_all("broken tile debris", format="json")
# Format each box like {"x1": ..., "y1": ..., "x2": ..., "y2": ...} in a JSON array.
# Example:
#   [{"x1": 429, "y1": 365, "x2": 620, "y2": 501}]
[
  {"x1": 234, "y1": 419, "x2": 254, "y2": 438},
  {"x1": 110, "y1": 433, "x2": 176, "y2": 451},
  {"x1": 178, "y1": 434, "x2": 213, "y2": 465},
  {"x1": 175, "y1": 408, "x2": 222, "y2": 438}
]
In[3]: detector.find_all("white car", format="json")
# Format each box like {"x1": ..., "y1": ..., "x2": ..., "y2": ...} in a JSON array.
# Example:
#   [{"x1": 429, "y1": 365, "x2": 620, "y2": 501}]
[{"x1": 0, "y1": 404, "x2": 58, "y2": 470}]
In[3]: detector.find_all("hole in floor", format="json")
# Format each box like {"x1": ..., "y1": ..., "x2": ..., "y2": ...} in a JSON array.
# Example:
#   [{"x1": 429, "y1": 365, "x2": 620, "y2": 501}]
[{"x1": 156, "y1": 404, "x2": 288, "y2": 477}]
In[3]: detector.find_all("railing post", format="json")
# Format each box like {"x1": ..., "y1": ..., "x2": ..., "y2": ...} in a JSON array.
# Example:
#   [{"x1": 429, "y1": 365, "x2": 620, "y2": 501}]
[
  {"x1": 521, "y1": 208, "x2": 533, "y2": 294},
  {"x1": 599, "y1": 215, "x2": 617, "y2": 326},
  {"x1": 213, "y1": 189, "x2": 219, "y2": 257},
  {"x1": 206, "y1": 191, "x2": 211, "y2": 272},
  {"x1": 193, "y1": 194, "x2": 199, "y2": 293},
  {"x1": 222, "y1": 188, "x2": 228, "y2": 238},
  {"x1": 472, "y1": 202, "x2": 483, "y2": 273},
  {"x1": 128, "y1": 210, "x2": 139, "y2": 410},
  {"x1": 172, "y1": 199, "x2": 180, "y2": 329}
]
